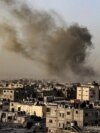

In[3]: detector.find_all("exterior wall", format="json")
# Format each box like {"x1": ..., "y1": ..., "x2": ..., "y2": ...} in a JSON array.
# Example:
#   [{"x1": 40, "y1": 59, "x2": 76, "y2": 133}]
[
  {"x1": 2, "y1": 89, "x2": 14, "y2": 101},
  {"x1": 89, "y1": 87, "x2": 99, "y2": 101},
  {"x1": 10, "y1": 102, "x2": 46, "y2": 117},
  {"x1": 83, "y1": 109, "x2": 100, "y2": 126},
  {"x1": 8, "y1": 83, "x2": 23, "y2": 89},
  {"x1": 57, "y1": 106, "x2": 84, "y2": 128},
  {"x1": 0, "y1": 89, "x2": 3, "y2": 98},
  {"x1": 56, "y1": 129, "x2": 79, "y2": 133},
  {"x1": 77, "y1": 85, "x2": 99, "y2": 101},
  {"x1": 73, "y1": 109, "x2": 84, "y2": 127},
  {"x1": 2, "y1": 89, "x2": 24, "y2": 101},
  {"x1": 77, "y1": 87, "x2": 90, "y2": 101},
  {"x1": 14, "y1": 116, "x2": 27, "y2": 124},
  {"x1": 46, "y1": 105, "x2": 58, "y2": 133},
  {"x1": 2, "y1": 87, "x2": 35, "y2": 101},
  {"x1": 46, "y1": 104, "x2": 84, "y2": 133},
  {"x1": 0, "y1": 111, "x2": 16, "y2": 122},
  {"x1": 57, "y1": 105, "x2": 66, "y2": 129},
  {"x1": 0, "y1": 111, "x2": 27, "y2": 124},
  {"x1": 46, "y1": 104, "x2": 100, "y2": 132}
]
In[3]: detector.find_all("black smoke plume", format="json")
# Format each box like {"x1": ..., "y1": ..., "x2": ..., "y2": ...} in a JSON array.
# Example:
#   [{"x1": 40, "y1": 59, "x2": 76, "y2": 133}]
[{"x1": 0, "y1": 0, "x2": 96, "y2": 81}]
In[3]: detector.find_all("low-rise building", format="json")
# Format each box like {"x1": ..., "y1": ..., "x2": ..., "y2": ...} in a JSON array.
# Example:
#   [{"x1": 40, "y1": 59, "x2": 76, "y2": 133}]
[
  {"x1": 9, "y1": 102, "x2": 46, "y2": 117},
  {"x1": 7, "y1": 83, "x2": 23, "y2": 89},
  {"x1": 46, "y1": 103, "x2": 100, "y2": 133},
  {"x1": 0, "y1": 111, "x2": 16, "y2": 123},
  {"x1": 2, "y1": 89, "x2": 16, "y2": 101},
  {"x1": 1, "y1": 85, "x2": 36, "y2": 101},
  {"x1": 77, "y1": 83, "x2": 99, "y2": 101}
]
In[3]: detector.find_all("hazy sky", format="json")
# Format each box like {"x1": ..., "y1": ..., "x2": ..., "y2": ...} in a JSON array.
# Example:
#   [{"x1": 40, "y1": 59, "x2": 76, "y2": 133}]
[
  {"x1": 29, "y1": 0, "x2": 100, "y2": 79},
  {"x1": 0, "y1": 0, "x2": 100, "y2": 80},
  {"x1": 26, "y1": 0, "x2": 100, "y2": 60},
  {"x1": 32, "y1": 0, "x2": 100, "y2": 46}
]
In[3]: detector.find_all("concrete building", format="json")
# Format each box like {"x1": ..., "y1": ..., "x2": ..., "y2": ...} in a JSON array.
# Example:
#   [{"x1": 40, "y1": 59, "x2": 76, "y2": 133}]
[
  {"x1": 0, "y1": 111, "x2": 16, "y2": 123},
  {"x1": 46, "y1": 103, "x2": 100, "y2": 133},
  {"x1": 2, "y1": 89, "x2": 15, "y2": 101},
  {"x1": 1, "y1": 85, "x2": 36, "y2": 101},
  {"x1": 77, "y1": 83, "x2": 99, "y2": 101},
  {"x1": 0, "y1": 110, "x2": 29, "y2": 125},
  {"x1": 9, "y1": 102, "x2": 46, "y2": 117},
  {"x1": 7, "y1": 83, "x2": 23, "y2": 89}
]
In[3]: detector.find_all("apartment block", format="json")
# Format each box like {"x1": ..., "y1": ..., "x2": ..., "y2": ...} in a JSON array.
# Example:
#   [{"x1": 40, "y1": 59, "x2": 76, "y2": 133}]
[
  {"x1": 77, "y1": 84, "x2": 99, "y2": 101},
  {"x1": 46, "y1": 103, "x2": 100, "y2": 133},
  {"x1": 9, "y1": 102, "x2": 46, "y2": 117}
]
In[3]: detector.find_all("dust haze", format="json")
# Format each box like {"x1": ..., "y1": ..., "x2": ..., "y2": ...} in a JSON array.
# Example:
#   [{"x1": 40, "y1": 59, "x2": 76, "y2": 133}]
[{"x1": 0, "y1": 0, "x2": 98, "y2": 81}]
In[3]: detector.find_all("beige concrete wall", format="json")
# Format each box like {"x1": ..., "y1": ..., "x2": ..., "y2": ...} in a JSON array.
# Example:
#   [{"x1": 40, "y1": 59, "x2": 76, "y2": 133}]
[
  {"x1": 2, "y1": 89, "x2": 14, "y2": 100},
  {"x1": 73, "y1": 109, "x2": 84, "y2": 127},
  {"x1": 46, "y1": 105, "x2": 84, "y2": 129},
  {"x1": 77, "y1": 85, "x2": 99, "y2": 101},
  {"x1": 46, "y1": 105, "x2": 58, "y2": 130},
  {"x1": 10, "y1": 102, "x2": 45, "y2": 117},
  {"x1": 83, "y1": 109, "x2": 100, "y2": 125},
  {"x1": 46, "y1": 104, "x2": 100, "y2": 132}
]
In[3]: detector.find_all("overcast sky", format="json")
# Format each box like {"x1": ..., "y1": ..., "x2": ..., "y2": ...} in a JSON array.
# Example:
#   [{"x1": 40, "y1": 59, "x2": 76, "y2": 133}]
[
  {"x1": 25, "y1": 0, "x2": 100, "y2": 66},
  {"x1": 31, "y1": 0, "x2": 100, "y2": 47},
  {"x1": 29, "y1": 0, "x2": 100, "y2": 80},
  {"x1": 0, "y1": 0, "x2": 100, "y2": 80}
]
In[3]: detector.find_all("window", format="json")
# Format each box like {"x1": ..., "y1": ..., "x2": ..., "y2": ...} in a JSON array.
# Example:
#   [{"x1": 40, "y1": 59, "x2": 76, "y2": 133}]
[
  {"x1": 76, "y1": 111, "x2": 78, "y2": 114},
  {"x1": 0, "y1": 105, "x2": 2, "y2": 110},
  {"x1": 67, "y1": 121, "x2": 70, "y2": 124},
  {"x1": 85, "y1": 113, "x2": 88, "y2": 117},
  {"x1": 11, "y1": 108, "x2": 14, "y2": 112},
  {"x1": 46, "y1": 108, "x2": 50, "y2": 112},
  {"x1": 95, "y1": 112, "x2": 98, "y2": 117},
  {"x1": 62, "y1": 113, "x2": 64, "y2": 118},
  {"x1": 34, "y1": 111, "x2": 36, "y2": 116},
  {"x1": 59, "y1": 123, "x2": 61, "y2": 127},
  {"x1": 66, "y1": 121, "x2": 70, "y2": 127},
  {"x1": 90, "y1": 95, "x2": 93, "y2": 98},
  {"x1": 67, "y1": 112, "x2": 70, "y2": 115},
  {"x1": 10, "y1": 91, "x2": 12, "y2": 93},
  {"x1": 18, "y1": 107, "x2": 21, "y2": 111},
  {"x1": 59, "y1": 113, "x2": 61, "y2": 117},
  {"x1": 11, "y1": 103, "x2": 13, "y2": 106},
  {"x1": 63, "y1": 123, "x2": 64, "y2": 128},
  {"x1": 1, "y1": 113, "x2": 6, "y2": 118},
  {"x1": 8, "y1": 116, "x2": 12, "y2": 120},
  {"x1": 49, "y1": 119, "x2": 53, "y2": 123},
  {"x1": 48, "y1": 129, "x2": 51, "y2": 132}
]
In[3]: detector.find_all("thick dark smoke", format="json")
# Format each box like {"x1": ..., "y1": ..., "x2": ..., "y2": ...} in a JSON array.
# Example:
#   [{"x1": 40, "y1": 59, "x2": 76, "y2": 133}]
[
  {"x1": 0, "y1": 0, "x2": 96, "y2": 81},
  {"x1": 48, "y1": 25, "x2": 94, "y2": 76}
]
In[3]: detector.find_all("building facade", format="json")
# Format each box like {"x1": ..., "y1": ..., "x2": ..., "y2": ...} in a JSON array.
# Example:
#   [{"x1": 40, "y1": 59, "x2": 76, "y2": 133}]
[
  {"x1": 9, "y1": 102, "x2": 46, "y2": 117},
  {"x1": 46, "y1": 104, "x2": 100, "y2": 133},
  {"x1": 77, "y1": 84, "x2": 99, "y2": 101},
  {"x1": 1, "y1": 85, "x2": 36, "y2": 101}
]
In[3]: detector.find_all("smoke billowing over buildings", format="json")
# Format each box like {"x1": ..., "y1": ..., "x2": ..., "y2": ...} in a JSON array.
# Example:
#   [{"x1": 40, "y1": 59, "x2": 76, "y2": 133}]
[{"x1": 0, "y1": 0, "x2": 98, "y2": 81}]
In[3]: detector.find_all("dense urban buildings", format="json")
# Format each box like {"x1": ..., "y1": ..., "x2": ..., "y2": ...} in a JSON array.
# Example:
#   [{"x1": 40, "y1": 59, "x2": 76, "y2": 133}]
[{"x1": 0, "y1": 79, "x2": 99, "y2": 132}]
